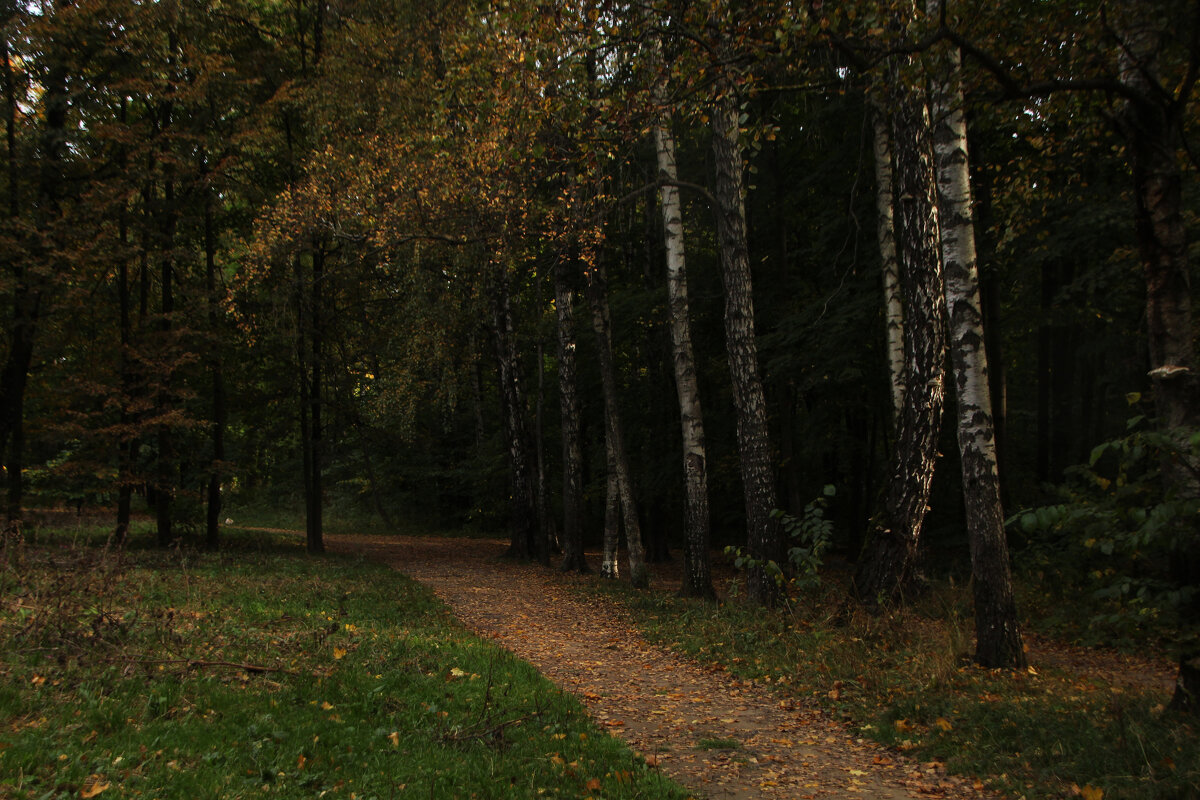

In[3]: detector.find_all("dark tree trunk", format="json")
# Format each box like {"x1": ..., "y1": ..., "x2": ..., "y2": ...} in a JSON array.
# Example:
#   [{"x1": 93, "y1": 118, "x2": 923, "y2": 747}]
[
  {"x1": 711, "y1": 89, "x2": 782, "y2": 606},
  {"x1": 115, "y1": 100, "x2": 133, "y2": 544},
  {"x1": 307, "y1": 244, "x2": 324, "y2": 554},
  {"x1": 585, "y1": 260, "x2": 648, "y2": 588},
  {"x1": 155, "y1": 178, "x2": 176, "y2": 548},
  {"x1": 490, "y1": 268, "x2": 538, "y2": 560},
  {"x1": 204, "y1": 190, "x2": 225, "y2": 551},
  {"x1": 854, "y1": 71, "x2": 947, "y2": 606},
  {"x1": 296, "y1": 253, "x2": 315, "y2": 547},
  {"x1": 555, "y1": 255, "x2": 588, "y2": 573},
  {"x1": 1110, "y1": 18, "x2": 1200, "y2": 712}
]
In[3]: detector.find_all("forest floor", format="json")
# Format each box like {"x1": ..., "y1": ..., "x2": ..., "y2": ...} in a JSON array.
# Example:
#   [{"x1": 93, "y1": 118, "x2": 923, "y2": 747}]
[{"x1": 321, "y1": 532, "x2": 1033, "y2": 800}]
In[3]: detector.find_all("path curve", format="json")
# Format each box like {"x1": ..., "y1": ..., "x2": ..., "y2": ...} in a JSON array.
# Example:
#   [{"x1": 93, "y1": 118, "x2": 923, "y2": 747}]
[{"x1": 326, "y1": 533, "x2": 996, "y2": 800}]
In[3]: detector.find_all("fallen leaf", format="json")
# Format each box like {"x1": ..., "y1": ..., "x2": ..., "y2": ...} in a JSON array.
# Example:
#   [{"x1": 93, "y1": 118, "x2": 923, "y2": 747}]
[
  {"x1": 1081, "y1": 786, "x2": 1104, "y2": 800},
  {"x1": 80, "y1": 776, "x2": 110, "y2": 798},
  {"x1": 586, "y1": 778, "x2": 602, "y2": 791},
  {"x1": 333, "y1": 648, "x2": 346, "y2": 660},
  {"x1": 934, "y1": 717, "x2": 953, "y2": 732}
]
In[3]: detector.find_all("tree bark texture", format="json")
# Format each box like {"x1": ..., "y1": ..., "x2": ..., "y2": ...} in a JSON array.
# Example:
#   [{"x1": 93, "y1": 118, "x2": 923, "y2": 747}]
[
  {"x1": 871, "y1": 103, "x2": 906, "y2": 422},
  {"x1": 1115, "y1": 17, "x2": 1200, "y2": 713},
  {"x1": 711, "y1": 90, "x2": 782, "y2": 606},
  {"x1": 655, "y1": 118, "x2": 714, "y2": 599},
  {"x1": 585, "y1": 260, "x2": 648, "y2": 588},
  {"x1": 928, "y1": 37, "x2": 1025, "y2": 669},
  {"x1": 490, "y1": 267, "x2": 538, "y2": 560},
  {"x1": 854, "y1": 71, "x2": 947, "y2": 606},
  {"x1": 555, "y1": 256, "x2": 588, "y2": 573}
]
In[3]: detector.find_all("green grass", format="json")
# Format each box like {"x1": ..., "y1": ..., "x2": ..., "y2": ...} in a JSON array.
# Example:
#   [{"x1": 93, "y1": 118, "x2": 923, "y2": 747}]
[
  {"x1": 587, "y1": 574, "x2": 1200, "y2": 800},
  {"x1": 694, "y1": 738, "x2": 740, "y2": 751},
  {"x1": 0, "y1": 531, "x2": 689, "y2": 800}
]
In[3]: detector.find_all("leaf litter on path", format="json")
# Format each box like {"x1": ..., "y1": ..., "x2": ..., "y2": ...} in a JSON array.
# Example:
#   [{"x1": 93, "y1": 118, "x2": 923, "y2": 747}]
[{"x1": 328, "y1": 534, "x2": 1001, "y2": 800}]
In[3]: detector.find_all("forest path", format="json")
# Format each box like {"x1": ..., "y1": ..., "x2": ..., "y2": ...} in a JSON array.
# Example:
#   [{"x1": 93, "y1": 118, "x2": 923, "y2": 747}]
[{"x1": 324, "y1": 533, "x2": 996, "y2": 800}]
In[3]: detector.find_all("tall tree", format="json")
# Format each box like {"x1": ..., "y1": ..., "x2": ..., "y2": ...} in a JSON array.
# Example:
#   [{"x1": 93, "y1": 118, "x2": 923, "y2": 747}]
[
  {"x1": 585, "y1": 258, "x2": 649, "y2": 588},
  {"x1": 655, "y1": 113, "x2": 715, "y2": 599},
  {"x1": 925, "y1": 20, "x2": 1025, "y2": 669},
  {"x1": 555, "y1": 252, "x2": 588, "y2": 572},
  {"x1": 711, "y1": 77, "x2": 783, "y2": 606},
  {"x1": 854, "y1": 59, "x2": 947, "y2": 606}
]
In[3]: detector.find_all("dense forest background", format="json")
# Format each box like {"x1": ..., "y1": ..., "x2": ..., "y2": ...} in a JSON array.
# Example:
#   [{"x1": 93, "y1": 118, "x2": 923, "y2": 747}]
[{"x1": 1, "y1": 0, "x2": 1197, "y2": 698}]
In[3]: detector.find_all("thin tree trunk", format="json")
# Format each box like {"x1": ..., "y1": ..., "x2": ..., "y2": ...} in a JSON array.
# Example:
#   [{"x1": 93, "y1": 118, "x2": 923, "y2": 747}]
[
  {"x1": 585, "y1": 260, "x2": 648, "y2": 588},
  {"x1": 601, "y1": 434, "x2": 620, "y2": 579},
  {"x1": 711, "y1": 88, "x2": 781, "y2": 606},
  {"x1": 155, "y1": 177, "x2": 176, "y2": 547},
  {"x1": 555, "y1": 255, "x2": 587, "y2": 572},
  {"x1": 204, "y1": 186, "x2": 225, "y2": 551},
  {"x1": 296, "y1": 253, "x2": 314, "y2": 546},
  {"x1": 854, "y1": 66, "x2": 947, "y2": 606},
  {"x1": 308, "y1": 244, "x2": 324, "y2": 554},
  {"x1": 928, "y1": 33, "x2": 1025, "y2": 669},
  {"x1": 490, "y1": 267, "x2": 538, "y2": 560},
  {"x1": 655, "y1": 117, "x2": 714, "y2": 599},
  {"x1": 871, "y1": 103, "x2": 905, "y2": 421},
  {"x1": 114, "y1": 99, "x2": 133, "y2": 544},
  {"x1": 534, "y1": 338, "x2": 554, "y2": 562}
]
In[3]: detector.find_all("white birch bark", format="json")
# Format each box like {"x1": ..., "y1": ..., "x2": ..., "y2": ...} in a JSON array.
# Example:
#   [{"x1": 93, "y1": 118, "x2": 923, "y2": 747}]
[
  {"x1": 871, "y1": 104, "x2": 905, "y2": 419},
  {"x1": 654, "y1": 114, "x2": 714, "y2": 599},
  {"x1": 927, "y1": 30, "x2": 1025, "y2": 668}
]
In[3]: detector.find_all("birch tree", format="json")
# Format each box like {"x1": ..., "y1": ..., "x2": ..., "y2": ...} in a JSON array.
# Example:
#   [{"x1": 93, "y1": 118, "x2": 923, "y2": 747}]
[
  {"x1": 586, "y1": 258, "x2": 650, "y2": 588},
  {"x1": 926, "y1": 22, "x2": 1025, "y2": 669},
  {"x1": 655, "y1": 113, "x2": 715, "y2": 599},
  {"x1": 854, "y1": 61, "x2": 947, "y2": 606}
]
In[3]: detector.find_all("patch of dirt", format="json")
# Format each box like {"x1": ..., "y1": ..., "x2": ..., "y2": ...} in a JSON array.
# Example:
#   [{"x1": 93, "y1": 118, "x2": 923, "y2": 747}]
[{"x1": 327, "y1": 534, "x2": 1003, "y2": 800}]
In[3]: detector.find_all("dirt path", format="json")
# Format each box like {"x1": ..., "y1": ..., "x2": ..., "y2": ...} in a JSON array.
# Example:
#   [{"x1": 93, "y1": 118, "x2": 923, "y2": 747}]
[{"x1": 324, "y1": 533, "x2": 1000, "y2": 800}]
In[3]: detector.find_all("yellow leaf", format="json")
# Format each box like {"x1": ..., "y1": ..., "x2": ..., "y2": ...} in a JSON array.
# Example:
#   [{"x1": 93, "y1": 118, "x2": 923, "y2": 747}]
[
  {"x1": 333, "y1": 647, "x2": 347, "y2": 660},
  {"x1": 449, "y1": 667, "x2": 466, "y2": 679},
  {"x1": 934, "y1": 717, "x2": 953, "y2": 732},
  {"x1": 1081, "y1": 787, "x2": 1104, "y2": 800},
  {"x1": 80, "y1": 777, "x2": 110, "y2": 798},
  {"x1": 321, "y1": 701, "x2": 334, "y2": 711},
  {"x1": 388, "y1": 731, "x2": 400, "y2": 747}
]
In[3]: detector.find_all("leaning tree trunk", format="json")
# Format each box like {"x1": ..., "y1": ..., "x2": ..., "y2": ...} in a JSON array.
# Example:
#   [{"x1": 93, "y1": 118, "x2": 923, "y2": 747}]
[
  {"x1": 555, "y1": 254, "x2": 588, "y2": 573},
  {"x1": 490, "y1": 267, "x2": 539, "y2": 561},
  {"x1": 870, "y1": 102, "x2": 906, "y2": 422},
  {"x1": 854, "y1": 67, "x2": 947, "y2": 607},
  {"x1": 1115, "y1": 20, "x2": 1200, "y2": 713},
  {"x1": 928, "y1": 32, "x2": 1025, "y2": 669},
  {"x1": 711, "y1": 87, "x2": 782, "y2": 606},
  {"x1": 585, "y1": 260, "x2": 648, "y2": 588},
  {"x1": 655, "y1": 117, "x2": 714, "y2": 599}
]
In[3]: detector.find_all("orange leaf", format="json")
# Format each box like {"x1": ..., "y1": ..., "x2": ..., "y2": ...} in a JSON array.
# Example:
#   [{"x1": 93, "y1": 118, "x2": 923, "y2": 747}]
[
  {"x1": 80, "y1": 777, "x2": 110, "y2": 798},
  {"x1": 586, "y1": 778, "x2": 602, "y2": 791}
]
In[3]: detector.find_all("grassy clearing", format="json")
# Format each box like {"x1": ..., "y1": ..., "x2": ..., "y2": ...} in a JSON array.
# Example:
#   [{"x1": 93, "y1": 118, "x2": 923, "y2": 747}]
[
  {"x1": 589, "y1": 574, "x2": 1199, "y2": 800},
  {"x1": 0, "y1": 530, "x2": 688, "y2": 800}
]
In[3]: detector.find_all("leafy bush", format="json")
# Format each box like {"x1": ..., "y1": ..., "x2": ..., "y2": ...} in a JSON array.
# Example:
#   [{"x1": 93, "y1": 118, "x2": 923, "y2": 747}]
[
  {"x1": 1009, "y1": 417, "x2": 1199, "y2": 651},
  {"x1": 726, "y1": 486, "x2": 836, "y2": 593}
]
